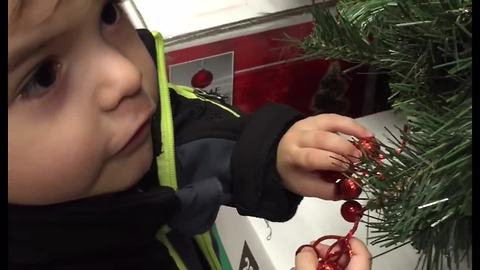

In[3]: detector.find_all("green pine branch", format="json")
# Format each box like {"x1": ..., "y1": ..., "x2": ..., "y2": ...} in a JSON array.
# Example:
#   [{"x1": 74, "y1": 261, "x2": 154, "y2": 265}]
[{"x1": 301, "y1": 1, "x2": 472, "y2": 269}]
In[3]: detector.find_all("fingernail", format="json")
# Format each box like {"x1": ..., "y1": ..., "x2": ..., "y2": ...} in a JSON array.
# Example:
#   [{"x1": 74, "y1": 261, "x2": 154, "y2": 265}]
[{"x1": 354, "y1": 150, "x2": 362, "y2": 158}]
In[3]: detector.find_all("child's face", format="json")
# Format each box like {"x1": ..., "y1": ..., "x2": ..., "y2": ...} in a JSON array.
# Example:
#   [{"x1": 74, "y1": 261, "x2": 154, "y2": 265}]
[{"x1": 8, "y1": 0, "x2": 158, "y2": 205}]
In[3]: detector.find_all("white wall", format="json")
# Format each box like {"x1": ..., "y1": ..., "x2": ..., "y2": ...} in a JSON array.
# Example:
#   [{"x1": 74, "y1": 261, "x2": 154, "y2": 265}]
[{"x1": 130, "y1": 0, "x2": 317, "y2": 38}]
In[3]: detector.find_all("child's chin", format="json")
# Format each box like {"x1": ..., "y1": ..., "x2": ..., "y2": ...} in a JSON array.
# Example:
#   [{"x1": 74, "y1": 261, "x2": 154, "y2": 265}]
[
  {"x1": 119, "y1": 139, "x2": 154, "y2": 188},
  {"x1": 86, "y1": 139, "x2": 154, "y2": 197}
]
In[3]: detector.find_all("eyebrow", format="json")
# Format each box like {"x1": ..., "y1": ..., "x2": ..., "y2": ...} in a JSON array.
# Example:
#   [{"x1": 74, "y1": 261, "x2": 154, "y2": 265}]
[
  {"x1": 10, "y1": 0, "x2": 62, "y2": 25},
  {"x1": 8, "y1": 0, "x2": 65, "y2": 71},
  {"x1": 8, "y1": 42, "x2": 49, "y2": 71}
]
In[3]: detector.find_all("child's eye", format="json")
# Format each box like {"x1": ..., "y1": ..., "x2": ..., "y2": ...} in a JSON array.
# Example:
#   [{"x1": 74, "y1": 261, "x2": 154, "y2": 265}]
[
  {"x1": 101, "y1": 1, "x2": 121, "y2": 25},
  {"x1": 21, "y1": 59, "x2": 61, "y2": 99}
]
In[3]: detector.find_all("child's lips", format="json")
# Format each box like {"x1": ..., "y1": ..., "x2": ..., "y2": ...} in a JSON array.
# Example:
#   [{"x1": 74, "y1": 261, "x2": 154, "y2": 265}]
[
  {"x1": 115, "y1": 103, "x2": 156, "y2": 156},
  {"x1": 117, "y1": 118, "x2": 151, "y2": 156}
]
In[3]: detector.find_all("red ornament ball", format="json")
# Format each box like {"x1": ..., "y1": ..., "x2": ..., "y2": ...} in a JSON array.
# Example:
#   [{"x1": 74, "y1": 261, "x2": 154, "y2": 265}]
[
  {"x1": 356, "y1": 137, "x2": 380, "y2": 157},
  {"x1": 338, "y1": 178, "x2": 362, "y2": 199},
  {"x1": 341, "y1": 200, "x2": 363, "y2": 222},
  {"x1": 191, "y1": 69, "x2": 213, "y2": 89},
  {"x1": 318, "y1": 260, "x2": 342, "y2": 270}
]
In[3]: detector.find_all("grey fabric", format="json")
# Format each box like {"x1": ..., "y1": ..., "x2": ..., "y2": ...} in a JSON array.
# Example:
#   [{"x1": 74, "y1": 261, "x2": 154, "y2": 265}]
[
  {"x1": 175, "y1": 138, "x2": 235, "y2": 205},
  {"x1": 168, "y1": 178, "x2": 223, "y2": 236},
  {"x1": 169, "y1": 138, "x2": 235, "y2": 235}
]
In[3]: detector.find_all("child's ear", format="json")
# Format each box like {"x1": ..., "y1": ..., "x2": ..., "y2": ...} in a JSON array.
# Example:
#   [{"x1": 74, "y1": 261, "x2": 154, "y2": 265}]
[{"x1": 136, "y1": 29, "x2": 157, "y2": 69}]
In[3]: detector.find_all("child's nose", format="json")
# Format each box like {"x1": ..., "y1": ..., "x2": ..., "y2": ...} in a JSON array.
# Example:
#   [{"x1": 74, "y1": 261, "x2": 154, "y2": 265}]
[{"x1": 95, "y1": 50, "x2": 142, "y2": 112}]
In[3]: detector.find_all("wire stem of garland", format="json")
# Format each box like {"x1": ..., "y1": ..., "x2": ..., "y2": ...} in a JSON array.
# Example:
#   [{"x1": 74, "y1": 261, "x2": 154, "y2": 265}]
[{"x1": 295, "y1": 217, "x2": 362, "y2": 269}]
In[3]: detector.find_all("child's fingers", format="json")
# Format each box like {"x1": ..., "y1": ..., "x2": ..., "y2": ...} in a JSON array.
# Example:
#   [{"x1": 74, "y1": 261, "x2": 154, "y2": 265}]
[
  {"x1": 297, "y1": 130, "x2": 362, "y2": 161},
  {"x1": 285, "y1": 172, "x2": 338, "y2": 199},
  {"x1": 342, "y1": 238, "x2": 372, "y2": 270},
  {"x1": 295, "y1": 148, "x2": 351, "y2": 171},
  {"x1": 349, "y1": 237, "x2": 371, "y2": 257},
  {"x1": 295, "y1": 245, "x2": 319, "y2": 270},
  {"x1": 314, "y1": 242, "x2": 349, "y2": 266},
  {"x1": 300, "y1": 238, "x2": 371, "y2": 270},
  {"x1": 348, "y1": 237, "x2": 372, "y2": 270},
  {"x1": 312, "y1": 242, "x2": 330, "y2": 258},
  {"x1": 301, "y1": 114, "x2": 372, "y2": 138}
]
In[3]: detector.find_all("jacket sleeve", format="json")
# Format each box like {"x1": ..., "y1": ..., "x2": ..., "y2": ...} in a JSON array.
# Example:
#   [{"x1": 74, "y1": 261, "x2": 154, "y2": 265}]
[
  {"x1": 170, "y1": 89, "x2": 304, "y2": 223},
  {"x1": 231, "y1": 104, "x2": 304, "y2": 221}
]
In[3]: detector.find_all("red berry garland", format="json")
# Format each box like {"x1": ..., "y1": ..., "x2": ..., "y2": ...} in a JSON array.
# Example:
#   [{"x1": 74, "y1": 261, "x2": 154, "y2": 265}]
[
  {"x1": 296, "y1": 137, "x2": 374, "y2": 269},
  {"x1": 296, "y1": 200, "x2": 364, "y2": 270},
  {"x1": 356, "y1": 137, "x2": 380, "y2": 158},
  {"x1": 341, "y1": 200, "x2": 363, "y2": 223},
  {"x1": 337, "y1": 178, "x2": 362, "y2": 200},
  {"x1": 297, "y1": 130, "x2": 410, "y2": 269}
]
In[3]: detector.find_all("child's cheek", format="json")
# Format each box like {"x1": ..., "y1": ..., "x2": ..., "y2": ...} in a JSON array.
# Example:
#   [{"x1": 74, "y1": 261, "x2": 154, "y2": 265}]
[
  {"x1": 141, "y1": 56, "x2": 158, "y2": 103},
  {"x1": 8, "y1": 117, "x2": 105, "y2": 205}
]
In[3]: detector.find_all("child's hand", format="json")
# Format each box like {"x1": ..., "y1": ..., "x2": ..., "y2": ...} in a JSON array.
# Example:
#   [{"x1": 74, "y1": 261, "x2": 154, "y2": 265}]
[
  {"x1": 295, "y1": 237, "x2": 372, "y2": 270},
  {"x1": 277, "y1": 114, "x2": 372, "y2": 200}
]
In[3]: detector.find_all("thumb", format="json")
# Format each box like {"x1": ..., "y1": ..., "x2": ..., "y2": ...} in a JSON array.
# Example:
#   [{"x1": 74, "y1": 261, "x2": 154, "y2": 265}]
[
  {"x1": 346, "y1": 238, "x2": 372, "y2": 270},
  {"x1": 314, "y1": 241, "x2": 349, "y2": 266},
  {"x1": 295, "y1": 245, "x2": 319, "y2": 270}
]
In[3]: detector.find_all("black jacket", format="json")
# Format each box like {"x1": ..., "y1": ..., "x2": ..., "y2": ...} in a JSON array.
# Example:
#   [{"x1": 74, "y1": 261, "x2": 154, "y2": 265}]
[{"x1": 8, "y1": 30, "x2": 304, "y2": 270}]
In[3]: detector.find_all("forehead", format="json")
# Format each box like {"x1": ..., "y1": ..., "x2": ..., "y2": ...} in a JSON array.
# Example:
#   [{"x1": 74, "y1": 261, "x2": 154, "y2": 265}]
[
  {"x1": 9, "y1": 0, "x2": 61, "y2": 29},
  {"x1": 8, "y1": 0, "x2": 96, "y2": 59},
  {"x1": 8, "y1": 0, "x2": 96, "y2": 34}
]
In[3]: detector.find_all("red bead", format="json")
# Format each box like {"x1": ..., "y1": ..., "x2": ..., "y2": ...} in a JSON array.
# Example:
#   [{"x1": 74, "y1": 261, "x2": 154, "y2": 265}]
[
  {"x1": 338, "y1": 178, "x2": 362, "y2": 199},
  {"x1": 341, "y1": 200, "x2": 363, "y2": 222},
  {"x1": 191, "y1": 69, "x2": 213, "y2": 89},
  {"x1": 356, "y1": 137, "x2": 380, "y2": 157}
]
